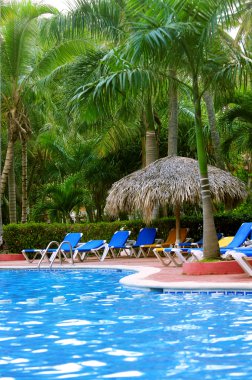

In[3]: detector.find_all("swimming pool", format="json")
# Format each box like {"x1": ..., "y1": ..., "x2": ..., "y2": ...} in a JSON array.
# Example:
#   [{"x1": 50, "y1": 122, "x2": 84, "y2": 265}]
[{"x1": 0, "y1": 269, "x2": 252, "y2": 379}]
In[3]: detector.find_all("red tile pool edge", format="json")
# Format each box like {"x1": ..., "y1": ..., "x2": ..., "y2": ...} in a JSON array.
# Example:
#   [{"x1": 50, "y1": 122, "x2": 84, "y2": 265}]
[
  {"x1": 0, "y1": 254, "x2": 25, "y2": 261},
  {"x1": 182, "y1": 260, "x2": 251, "y2": 275}
]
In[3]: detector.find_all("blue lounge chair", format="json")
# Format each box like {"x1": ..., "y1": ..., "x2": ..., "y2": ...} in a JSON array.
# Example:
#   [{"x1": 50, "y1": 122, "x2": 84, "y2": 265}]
[
  {"x1": 22, "y1": 232, "x2": 83, "y2": 267},
  {"x1": 73, "y1": 240, "x2": 106, "y2": 261},
  {"x1": 179, "y1": 232, "x2": 223, "y2": 248},
  {"x1": 190, "y1": 222, "x2": 252, "y2": 261},
  {"x1": 219, "y1": 223, "x2": 252, "y2": 254},
  {"x1": 76, "y1": 230, "x2": 131, "y2": 262},
  {"x1": 226, "y1": 247, "x2": 252, "y2": 257},
  {"x1": 128, "y1": 227, "x2": 157, "y2": 258},
  {"x1": 100, "y1": 230, "x2": 131, "y2": 261},
  {"x1": 227, "y1": 251, "x2": 252, "y2": 276},
  {"x1": 153, "y1": 246, "x2": 190, "y2": 266},
  {"x1": 154, "y1": 223, "x2": 252, "y2": 266},
  {"x1": 155, "y1": 233, "x2": 223, "y2": 266}
]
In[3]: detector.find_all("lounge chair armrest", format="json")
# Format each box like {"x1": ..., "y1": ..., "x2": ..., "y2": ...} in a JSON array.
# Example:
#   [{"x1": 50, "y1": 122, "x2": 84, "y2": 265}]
[
  {"x1": 76, "y1": 242, "x2": 86, "y2": 247},
  {"x1": 244, "y1": 240, "x2": 252, "y2": 247},
  {"x1": 126, "y1": 240, "x2": 136, "y2": 246},
  {"x1": 191, "y1": 242, "x2": 201, "y2": 247},
  {"x1": 45, "y1": 240, "x2": 60, "y2": 250},
  {"x1": 184, "y1": 238, "x2": 193, "y2": 243}
]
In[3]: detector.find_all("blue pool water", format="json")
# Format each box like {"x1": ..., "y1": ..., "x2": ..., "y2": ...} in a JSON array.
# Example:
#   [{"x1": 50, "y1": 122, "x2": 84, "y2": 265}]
[{"x1": 0, "y1": 269, "x2": 252, "y2": 379}]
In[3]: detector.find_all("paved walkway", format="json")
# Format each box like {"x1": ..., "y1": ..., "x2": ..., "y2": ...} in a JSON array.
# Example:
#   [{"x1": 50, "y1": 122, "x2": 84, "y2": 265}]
[{"x1": 1, "y1": 257, "x2": 252, "y2": 291}]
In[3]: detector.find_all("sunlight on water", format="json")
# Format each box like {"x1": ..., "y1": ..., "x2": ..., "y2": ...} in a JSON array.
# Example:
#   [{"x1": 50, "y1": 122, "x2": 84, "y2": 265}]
[{"x1": 0, "y1": 269, "x2": 252, "y2": 380}]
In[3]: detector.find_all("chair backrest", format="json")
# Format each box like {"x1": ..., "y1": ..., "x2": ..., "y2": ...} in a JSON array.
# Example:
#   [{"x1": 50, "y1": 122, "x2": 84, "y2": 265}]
[
  {"x1": 108, "y1": 230, "x2": 131, "y2": 248},
  {"x1": 197, "y1": 233, "x2": 225, "y2": 247},
  {"x1": 135, "y1": 227, "x2": 157, "y2": 246},
  {"x1": 61, "y1": 232, "x2": 83, "y2": 251},
  {"x1": 183, "y1": 232, "x2": 221, "y2": 247},
  {"x1": 81, "y1": 240, "x2": 105, "y2": 250},
  {"x1": 165, "y1": 228, "x2": 189, "y2": 245},
  {"x1": 164, "y1": 228, "x2": 176, "y2": 245},
  {"x1": 195, "y1": 237, "x2": 204, "y2": 246},
  {"x1": 179, "y1": 228, "x2": 189, "y2": 243},
  {"x1": 225, "y1": 223, "x2": 252, "y2": 249},
  {"x1": 218, "y1": 236, "x2": 234, "y2": 248}
]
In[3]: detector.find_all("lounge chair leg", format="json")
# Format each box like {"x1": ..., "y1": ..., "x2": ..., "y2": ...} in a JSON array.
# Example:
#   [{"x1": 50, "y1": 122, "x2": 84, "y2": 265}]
[
  {"x1": 153, "y1": 249, "x2": 172, "y2": 266},
  {"x1": 100, "y1": 244, "x2": 109, "y2": 261}
]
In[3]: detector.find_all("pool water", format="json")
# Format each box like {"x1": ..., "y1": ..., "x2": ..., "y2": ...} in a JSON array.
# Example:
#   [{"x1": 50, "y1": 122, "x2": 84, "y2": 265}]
[{"x1": 0, "y1": 269, "x2": 252, "y2": 379}]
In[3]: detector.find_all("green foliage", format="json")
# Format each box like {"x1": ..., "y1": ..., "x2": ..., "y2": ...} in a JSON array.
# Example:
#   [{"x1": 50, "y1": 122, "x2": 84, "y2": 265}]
[
  {"x1": 30, "y1": 176, "x2": 85, "y2": 223},
  {"x1": 220, "y1": 200, "x2": 252, "y2": 220},
  {"x1": 3, "y1": 214, "x2": 250, "y2": 253}
]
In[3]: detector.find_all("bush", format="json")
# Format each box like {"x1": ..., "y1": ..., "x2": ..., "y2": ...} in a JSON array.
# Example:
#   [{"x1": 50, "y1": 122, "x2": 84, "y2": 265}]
[{"x1": 2, "y1": 215, "x2": 251, "y2": 253}]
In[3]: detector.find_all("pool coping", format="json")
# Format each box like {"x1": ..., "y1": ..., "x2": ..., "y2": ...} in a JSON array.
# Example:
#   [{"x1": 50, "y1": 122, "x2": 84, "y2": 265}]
[{"x1": 1, "y1": 262, "x2": 252, "y2": 292}]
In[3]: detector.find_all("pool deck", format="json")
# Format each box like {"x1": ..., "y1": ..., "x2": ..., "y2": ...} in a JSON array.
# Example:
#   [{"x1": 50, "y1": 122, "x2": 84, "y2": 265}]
[{"x1": 1, "y1": 257, "x2": 252, "y2": 292}]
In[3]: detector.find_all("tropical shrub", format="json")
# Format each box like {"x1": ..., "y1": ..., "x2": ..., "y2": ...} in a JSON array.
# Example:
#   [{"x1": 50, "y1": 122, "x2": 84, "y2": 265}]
[{"x1": 3, "y1": 215, "x2": 250, "y2": 253}]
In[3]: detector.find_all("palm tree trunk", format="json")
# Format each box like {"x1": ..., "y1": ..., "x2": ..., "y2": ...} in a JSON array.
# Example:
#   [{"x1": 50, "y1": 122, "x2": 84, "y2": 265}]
[
  {"x1": 248, "y1": 154, "x2": 252, "y2": 192},
  {"x1": 21, "y1": 140, "x2": 28, "y2": 223},
  {"x1": 1, "y1": 140, "x2": 15, "y2": 199},
  {"x1": 143, "y1": 98, "x2": 159, "y2": 219},
  {"x1": 174, "y1": 204, "x2": 181, "y2": 245},
  {"x1": 146, "y1": 130, "x2": 158, "y2": 166},
  {"x1": 8, "y1": 158, "x2": 17, "y2": 223},
  {"x1": 203, "y1": 90, "x2": 225, "y2": 170},
  {"x1": 0, "y1": 122, "x2": 3, "y2": 247},
  {"x1": 193, "y1": 76, "x2": 220, "y2": 259},
  {"x1": 140, "y1": 112, "x2": 146, "y2": 168},
  {"x1": 168, "y1": 69, "x2": 178, "y2": 156},
  {"x1": 144, "y1": 98, "x2": 158, "y2": 166}
]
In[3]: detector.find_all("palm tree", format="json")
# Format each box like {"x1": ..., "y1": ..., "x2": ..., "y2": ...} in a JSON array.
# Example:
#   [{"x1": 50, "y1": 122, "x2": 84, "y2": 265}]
[
  {"x1": 203, "y1": 90, "x2": 225, "y2": 170},
  {"x1": 1, "y1": 0, "x2": 95, "y2": 225},
  {"x1": 220, "y1": 92, "x2": 252, "y2": 192},
  {"x1": 60, "y1": 0, "x2": 162, "y2": 168},
  {"x1": 0, "y1": 107, "x2": 3, "y2": 247},
  {"x1": 0, "y1": 0, "x2": 58, "y2": 224},
  {"x1": 121, "y1": 0, "x2": 248, "y2": 259},
  {"x1": 33, "y1": 176, "x2": 85, "y2": 223},
  {"x1": 69, "y1": 0, "x2": 249, "y2": 252}
]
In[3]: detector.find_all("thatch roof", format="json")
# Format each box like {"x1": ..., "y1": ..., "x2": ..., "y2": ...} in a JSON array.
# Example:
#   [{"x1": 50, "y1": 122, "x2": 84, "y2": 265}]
[{"x1": 105, "y1": 156, "x2": 247, "y2": 223}]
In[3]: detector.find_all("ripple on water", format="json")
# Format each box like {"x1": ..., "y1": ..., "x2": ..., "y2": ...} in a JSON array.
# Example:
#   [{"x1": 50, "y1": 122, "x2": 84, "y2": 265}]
[
  {"x1": 1, "y1": 269, "x2": 252, "y2": 380},
  {"x1": 102, "y1": 370, "x2": 144, "y2": 378},
  {"x1": 56, "y1": 319, "x2": 91, "y2": 327}
]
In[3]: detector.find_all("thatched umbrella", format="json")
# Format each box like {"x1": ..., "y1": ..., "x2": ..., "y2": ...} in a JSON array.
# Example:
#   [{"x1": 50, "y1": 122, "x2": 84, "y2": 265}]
[{"x1": 105, "y1": 156, "x2": 247, "y2": 242}]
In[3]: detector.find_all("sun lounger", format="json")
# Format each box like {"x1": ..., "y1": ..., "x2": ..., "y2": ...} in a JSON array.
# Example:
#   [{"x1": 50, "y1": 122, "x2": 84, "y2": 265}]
[
  {"x1": 139, "y1": 228, "x2": 189, "y2": 257},
  {"x1": 127, "y1": 227, "x2": 157, "y2": 258},
  {"x1": 74, "y1": 230, "x2": 131, "y2": 262},
  {"x1": 227, "y1": 247, "x2": 252, "y2": 257},
  {"x1": 218, "y1": 236, "x2": 234, "y2": 247},
  {"x1": 225, "y1": 250, "x2": 252, "y2": 276},
  {"x1": 154, "y1": 232, "x2": 224, "y2": 266},
  {"x1": 73, "y1": 240, "x2": 106, "y2": 261},
  {"x1": 220, "y1": 222, "x2": 252, "y2": 253},
  {"x1": 153, "y1": 244, "x2": 201, "y2": 266},
  {"x1": 179, "y1": 232, "x2": 223, "y2": 248},
  {"x1": 189, "y1": 222, "x2": 252, "y2": 261},
  {"x1": 22, "y1": 232, "x2": 83, "y2": 268}
]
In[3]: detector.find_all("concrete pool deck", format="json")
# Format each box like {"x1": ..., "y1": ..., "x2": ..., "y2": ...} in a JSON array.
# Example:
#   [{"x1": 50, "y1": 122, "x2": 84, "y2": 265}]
[{"x1": 1, "y1": 256, "x2": 252, "y2": 292}]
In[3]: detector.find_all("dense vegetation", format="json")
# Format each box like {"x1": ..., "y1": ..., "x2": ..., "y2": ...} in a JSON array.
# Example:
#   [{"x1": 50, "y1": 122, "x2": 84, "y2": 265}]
[{"x1": 1, "y1": 0, "x2": 251, "y2": 257}]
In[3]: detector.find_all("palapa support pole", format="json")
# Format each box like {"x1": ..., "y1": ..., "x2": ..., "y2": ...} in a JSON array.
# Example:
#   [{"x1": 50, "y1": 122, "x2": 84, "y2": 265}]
[{"x1": 174, "y1": 204, "x2": 181, "y2": 246}]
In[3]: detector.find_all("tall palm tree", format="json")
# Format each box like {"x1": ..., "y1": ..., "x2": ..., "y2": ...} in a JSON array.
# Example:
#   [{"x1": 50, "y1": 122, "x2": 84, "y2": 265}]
[
  {"x1": 122, "y1": 0, "x2": 247, "y2": 259},
  {"x1": 220, "y1": 92, "x2": 252, "y2": 191},
  {"x1": 203, "y1": 90, "x2": 225, "y2": 170},
  {"x1": 70, "y1": 0, "x2": 249, "y2": 253},
  {"x1": 1, "y1": 0, "x2": 95, "y2": 225},
  {"x1": 62, "y1": 0, "x2": 162, "y2": 168},
  {"x1": 0, "y1": 0, "x2": 58, "y2": 223}
]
